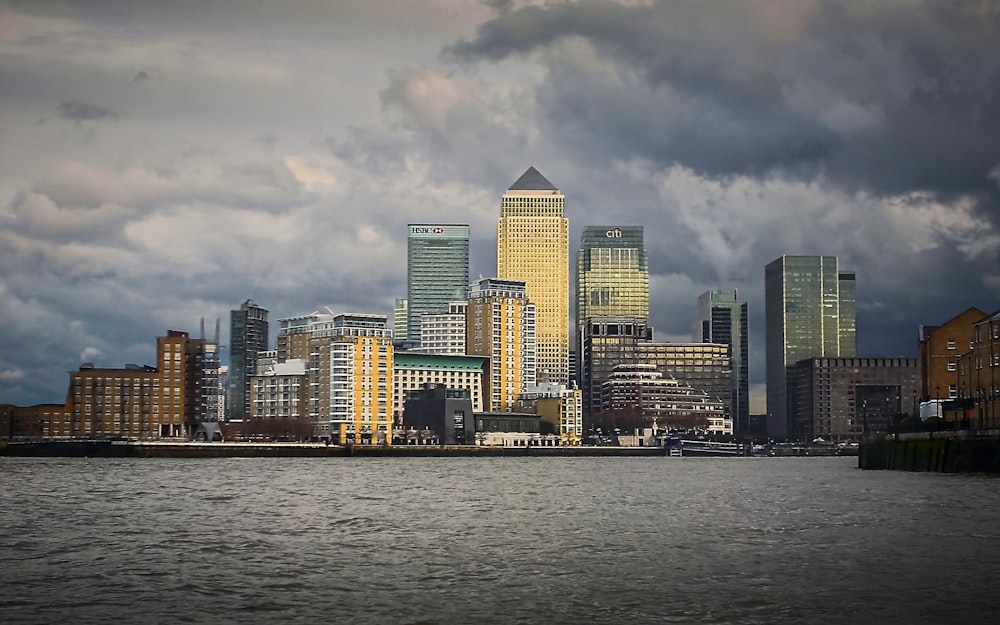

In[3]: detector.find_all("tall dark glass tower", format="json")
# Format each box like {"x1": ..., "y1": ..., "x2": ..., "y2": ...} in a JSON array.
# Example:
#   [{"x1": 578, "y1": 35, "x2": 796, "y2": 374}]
[
  {"x1": 228, "y1": 299, "x2": 269, "y2": 421},
  {"x1": 407, "y1": 224, "x2": 470, "y2": 343},
  {"x1": 765, "y1": 256, "x2": 856, "y2": 439},
  {"x1": 695, "y1": 290, "x2": 749, "y2": 435}
]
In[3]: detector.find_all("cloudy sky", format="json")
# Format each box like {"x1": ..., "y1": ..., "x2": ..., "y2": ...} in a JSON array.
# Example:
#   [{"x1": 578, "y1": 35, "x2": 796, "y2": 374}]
[{"x1": 2, "y1": 0, "x2": 998, "y2": 411}]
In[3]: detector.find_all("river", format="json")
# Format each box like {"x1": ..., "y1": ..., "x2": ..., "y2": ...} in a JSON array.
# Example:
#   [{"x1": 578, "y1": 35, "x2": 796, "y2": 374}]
[{"x1": 1, "y1": 456, "x2": 998, "y2": 624}]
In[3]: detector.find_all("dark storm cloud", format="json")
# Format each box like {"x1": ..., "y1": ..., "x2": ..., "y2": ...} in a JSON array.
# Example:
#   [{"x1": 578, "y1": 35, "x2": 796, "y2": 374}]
[
  {"x1": 446, "y1": 0, "x2": 1000, "y2": 223},
  {"x1": 55, "y1": 100, "x2": 118, "y2": 123}
]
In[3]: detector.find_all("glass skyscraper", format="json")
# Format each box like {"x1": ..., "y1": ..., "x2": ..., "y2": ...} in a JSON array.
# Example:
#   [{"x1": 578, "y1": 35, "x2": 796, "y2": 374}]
[
  {"x1": 406, "y1": 224, "x2": 470, "y2": 343},
  {"x1": 576, "y1": 226, "x2": 649, "y2": 339},
  {"x1": 498, "y1": 167, "x2": 569, "y2": 385},
  {"x1": 765, "y1": 255, "x2": 856, "y2": 439},
  {"x1": 694, "y1": 289, "x2": 749, "y2": 434},
  {"x1": 228, "y1": 299, "x2": 269, "y2": 422}
]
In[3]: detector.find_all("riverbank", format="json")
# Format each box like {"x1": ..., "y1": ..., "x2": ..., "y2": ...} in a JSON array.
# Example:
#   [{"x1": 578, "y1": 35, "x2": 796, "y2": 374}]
[
  {"x1": 859, "y1": 430, "x2": 1000, "y2": 473},
  {"x1": 0, "y1": 439, "x2": 671, "y2": 458}
]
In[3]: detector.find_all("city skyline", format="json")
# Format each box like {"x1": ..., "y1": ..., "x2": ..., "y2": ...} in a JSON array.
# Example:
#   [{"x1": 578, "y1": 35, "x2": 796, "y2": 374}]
[{"x1": 2, "y1": 1, "x2": 999, "y2": 411}]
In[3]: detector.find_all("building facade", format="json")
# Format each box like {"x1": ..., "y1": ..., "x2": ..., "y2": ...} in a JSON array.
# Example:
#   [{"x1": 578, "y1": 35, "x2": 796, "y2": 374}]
[
  {"x1": 309, "y1": 313, "x2": 393, "y2": 444},
  {"x1": 517, "y1": 383, "x2": 584, "y2": 445},
  {"x1": 392, "y1": 352, "x2": 488, "y2": 420},
  {"x1": 416, "y1": 301, "x2": 468, "y2": 355},
  {"x1": 579, "y1": 316, "x2": 653, "y2": 419},
  {"x1": 787, "y1": 357, "x2": 918, "y2": 442},
  {"x1": 228, "y1": 299, "x2": 269, "y2": 422},
  {"x1": 407, "y1": 224, "x2": 470, "y2": 343},
  {"x1": 918, "y1": 307, "x2": 986, "y2": 405},
  {"x1": 497, "y1": 167, "x2": 569, "y2": 384},
  {"x1": 957, "y1": 309, "x2": 1000, "y2": 428},
  {"x1": 250, "y1": 359, "x2": 309, "y2": 420},
  {"x1": 765, "y1": 255, "x2": 856, "y2": 439},
  {"x1": 599, "y1": 364, "x2": 729, "y2": 434},
  {"x1": 636, "y1": 342, "x2": 732, "y2": 424},
  {"x1": 694, "y1": 289, "x2": 749, "y2": 434},
  {"x1": 576, "y1": 226, "x2": 649, "y2": 340},
  {"x1": 401, "y1": 384, "x2": 476, "y2": 445},
  {"x1": 467, "y1": 278, "x2": 536, "y2": 412}
]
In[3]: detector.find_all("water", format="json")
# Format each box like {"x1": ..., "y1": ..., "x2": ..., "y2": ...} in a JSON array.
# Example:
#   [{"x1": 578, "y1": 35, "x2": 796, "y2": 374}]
[{"x1": 2, "y1": 456, "x2": 999, "y2": 624}]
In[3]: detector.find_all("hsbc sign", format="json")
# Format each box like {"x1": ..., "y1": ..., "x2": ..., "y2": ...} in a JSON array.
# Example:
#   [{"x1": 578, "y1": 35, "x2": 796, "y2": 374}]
[{"x1": 410, "y1": 226, "x2": 446, "y2": 235}]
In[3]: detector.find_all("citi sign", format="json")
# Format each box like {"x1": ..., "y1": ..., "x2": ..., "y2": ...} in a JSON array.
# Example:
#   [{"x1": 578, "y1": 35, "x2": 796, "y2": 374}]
[
  {"x1": 606, "y1": 227, "x2": 623, "y2": 238},
  {"x1": 411, "y1": 226, "x2": 446, "y2": 235}
]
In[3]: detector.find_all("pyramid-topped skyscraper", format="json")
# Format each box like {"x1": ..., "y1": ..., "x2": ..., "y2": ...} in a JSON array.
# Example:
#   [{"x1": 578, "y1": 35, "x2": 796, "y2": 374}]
[{"x1": 497, "y1": 167, "x2": 569, "y2": 385}]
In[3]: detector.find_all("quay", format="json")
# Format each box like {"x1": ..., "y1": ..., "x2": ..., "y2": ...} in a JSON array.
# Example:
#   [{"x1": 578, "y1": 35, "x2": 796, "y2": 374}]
[
  {"x1": 0, "y1": 439, "x2": 670, "y2": 458},
  {"x1": 859, "y1": 429, "x2": 1000, "y2": 473}
]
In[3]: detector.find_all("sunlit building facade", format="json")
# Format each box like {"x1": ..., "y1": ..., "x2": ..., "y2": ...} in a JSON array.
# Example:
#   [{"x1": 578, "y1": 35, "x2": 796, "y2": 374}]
[
  {"x1": 467, "y1": 278, "x2": 536, "y2": 412},
  {"x1": 497, "y1": 167, "x2": 569, "y2": 384},
  {"x1": 576, "y1": 226, "x2": 648, "y2": 338},
  {"x1": 392, "y1": 352, "x2": 488, "y2": 420}
]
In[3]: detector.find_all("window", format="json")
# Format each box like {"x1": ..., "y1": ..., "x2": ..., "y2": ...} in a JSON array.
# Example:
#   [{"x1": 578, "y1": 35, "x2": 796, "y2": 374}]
[
  {"x1": 948, "y1": 362, "x2": 957, "y2": 372},
  {"x1": 947, "y1": 340, "x2": 956, "y2": 350}
]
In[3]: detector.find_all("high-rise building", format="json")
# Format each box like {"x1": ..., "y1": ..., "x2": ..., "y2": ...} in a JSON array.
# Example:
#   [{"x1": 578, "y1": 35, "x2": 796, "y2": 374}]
[
  {"x1": 407, "y1": 224, "x2": 469, "y2": 343},
  {"x1": 393, "y1": 298, "x2": 408, "y2": 341},
  {"x1": 576, "y1": 226, "x2": 648, "y2": 343},
  {"x1": 466, "y1": 278, "x2": 536, "y2": 411},
  {"x1": 765, "y1": 255, "x2": 856, "y2": 439},
  {"x1": 228, "y1": 299, "x2": 269, "y2": 422},
  {"x1": 416, "y1": 301, "x2": 468, "y2": 355},
  {"x1": 313, "y1": 313, "x2": 394, "y2": 444},
  {"x1": 497, "y1": 167, "x2": 569, "y2": 384},
  {"x1": 579, "y1": 316, "x2": 653, "y2": 418},
  {"x1": 694, "y1": 290, "x2": 749, "y2": 435}
]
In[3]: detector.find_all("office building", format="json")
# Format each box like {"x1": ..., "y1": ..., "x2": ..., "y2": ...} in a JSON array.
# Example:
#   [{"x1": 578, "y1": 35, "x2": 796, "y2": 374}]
[
  {"x1": 401, "y1": 384, "x2": 475, "y2": 445},
  {"x1": 407, "y1": 224, "x2": 469, "y2": 343},
  {"x1": 599, "y1": 364, "x2": 729, "y2": 434},
  {"x1": 694, "y1": 289, "x2": 749, "y2": 434},
  {"x1": 228, "y1": 299, "x2": 269, "y2": 421},
  {"x1": 497, "y1": 167, "x2": 569, "y2": 384},
  {"x1": 576, "y1": 226, "x2": 648, "y2": 340},
  {"x1": 392, "y1": 352, "x2": 488, "y2": 420},
  {"x1": 579, "y1": 316, "x2": 653, "y2": 418},
  {"x1": 765, "y1": 255, "x2": 856, "y2": 439},
  {"x1": 787, "y1": 357, "x2": 917, "y2": 442},
  {"x1": 466, "y1": 278, "x2": 536, "y2": 411}
]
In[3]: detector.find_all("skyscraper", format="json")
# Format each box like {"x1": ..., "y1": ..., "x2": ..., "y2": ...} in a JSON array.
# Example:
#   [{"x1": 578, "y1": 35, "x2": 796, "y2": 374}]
[
  {"x1": 228, "y1": 299, "x2": 269, "y2": 422},
  {"x1": 466, "y1": 278, "x2": 536, "y2": 411},
  {"x1": 694, "y1": 289, "x2": 749, "y2": 435},
  {"x1": 765, "y1": 255, "x2": 856, "y2": 439},
  {"x1": 497, "y1": 167, "x2": 569, "y2": 384},
  {"x1": 576, "y1": 226, "x2": 649, "y2": 344},
  {"x1": 407, "y1": 224, "x2": 469, "y2": 343}
]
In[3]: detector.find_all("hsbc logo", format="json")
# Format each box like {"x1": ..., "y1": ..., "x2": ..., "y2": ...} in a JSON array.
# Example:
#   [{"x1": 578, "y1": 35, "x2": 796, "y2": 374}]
[
  {"x1": 606, "y1": 227, "x2": 623, "y2": 238},
  {"x1": 411, "y1": 226, "x2": 446, "y2": 235}
]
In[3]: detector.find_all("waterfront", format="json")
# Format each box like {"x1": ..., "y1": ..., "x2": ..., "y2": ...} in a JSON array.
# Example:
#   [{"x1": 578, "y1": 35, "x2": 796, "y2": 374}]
[{"x1": 2, "y1": 456, "x2": 999, "y2": 624}]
